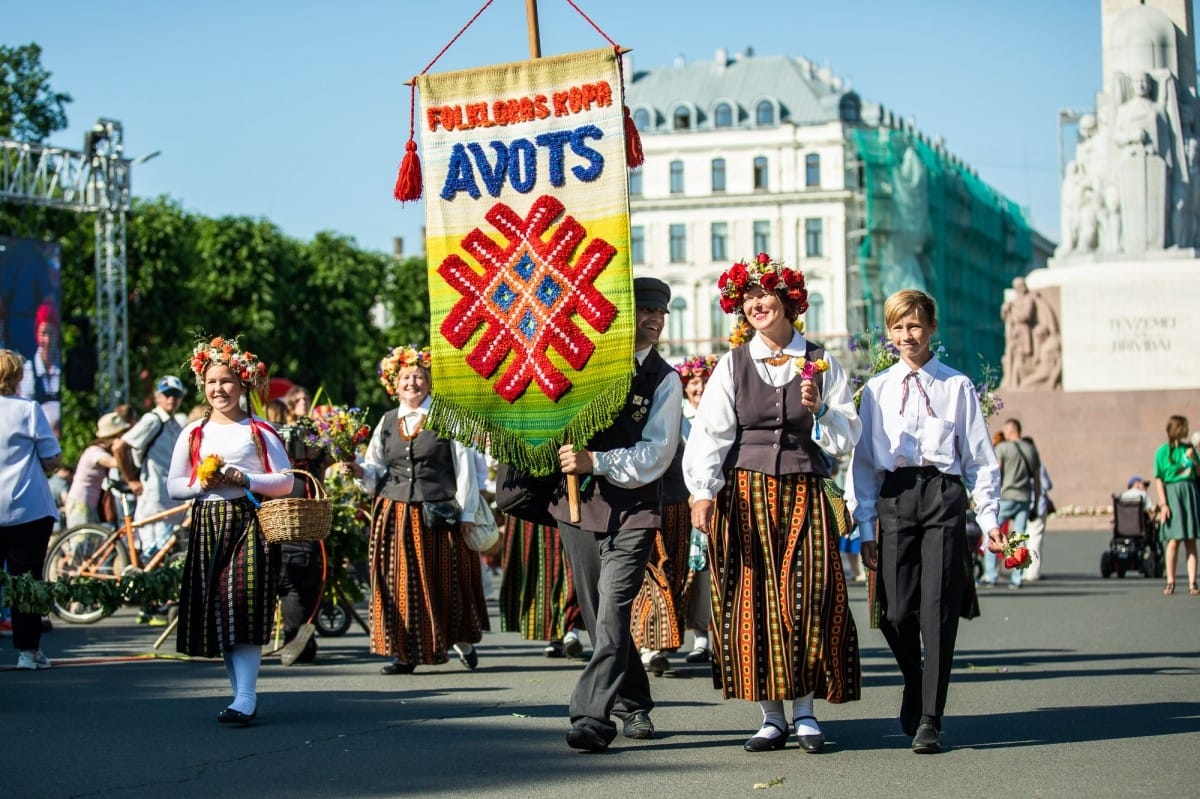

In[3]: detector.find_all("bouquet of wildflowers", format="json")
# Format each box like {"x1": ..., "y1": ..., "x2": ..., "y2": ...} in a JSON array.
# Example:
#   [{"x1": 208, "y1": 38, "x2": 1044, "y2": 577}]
[{"x1": 305, "y1": 405, "x2": 371, "y2": 463}]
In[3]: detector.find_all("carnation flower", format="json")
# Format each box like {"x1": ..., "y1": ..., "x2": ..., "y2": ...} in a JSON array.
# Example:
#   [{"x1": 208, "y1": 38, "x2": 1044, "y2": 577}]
[{"x1": 196, "y1": 454, "x2": 225, "y2": 488}]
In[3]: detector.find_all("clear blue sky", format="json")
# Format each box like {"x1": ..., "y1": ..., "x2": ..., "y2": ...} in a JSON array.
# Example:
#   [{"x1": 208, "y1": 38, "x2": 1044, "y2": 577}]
[{"x1": 8, "y1": 0, "x2": 1128, "y2": 257}]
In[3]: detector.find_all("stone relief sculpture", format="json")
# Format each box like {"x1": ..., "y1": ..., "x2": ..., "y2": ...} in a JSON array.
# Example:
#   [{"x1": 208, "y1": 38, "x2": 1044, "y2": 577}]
[
  {"x1": 880, "y1": 144, "x2": 930, "y2": 295},
  {"x1": 1057, "y1": 3, "x2": 1199, "y2": 259},
  {"x1": 1000, "y1": 277, "x2": 1061, "y2": 390}
]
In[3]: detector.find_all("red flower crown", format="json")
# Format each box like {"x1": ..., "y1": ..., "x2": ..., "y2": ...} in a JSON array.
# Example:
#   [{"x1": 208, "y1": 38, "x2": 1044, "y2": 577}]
[{"x1": 717, "y1": 252, "x2": 809, "y2": 316}]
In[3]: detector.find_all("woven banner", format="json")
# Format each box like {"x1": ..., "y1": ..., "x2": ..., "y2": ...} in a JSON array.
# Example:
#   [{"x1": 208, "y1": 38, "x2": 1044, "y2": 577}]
[{"x1": 418, "y1": 47, "x2": 634, "y2": 475}]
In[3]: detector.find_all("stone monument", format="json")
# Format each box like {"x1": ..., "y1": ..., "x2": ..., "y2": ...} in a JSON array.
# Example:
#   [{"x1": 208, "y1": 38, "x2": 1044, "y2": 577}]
[{"x1": 997, "y1": 0, "x2": 1200, "y2": 510}]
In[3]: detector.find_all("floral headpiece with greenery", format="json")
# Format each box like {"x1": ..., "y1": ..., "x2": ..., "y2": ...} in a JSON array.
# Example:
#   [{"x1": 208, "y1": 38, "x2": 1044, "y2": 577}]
[
  {"x1": 674, "y1": 354, "x2": 720, "y2": 382},
  {"x1": 189, "y1": 335, "x2": 267, "y2": 390},
  {"x1": 717, "y1": 252, "x2": 809, "y2": 316},
  {"x1": 379, "y1": 345, "x2": 431, "y2": 397}
]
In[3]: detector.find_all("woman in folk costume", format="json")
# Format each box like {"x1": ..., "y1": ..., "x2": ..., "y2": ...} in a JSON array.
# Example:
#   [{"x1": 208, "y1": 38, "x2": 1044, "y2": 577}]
[
  {"x1": 166, "y1": 336, "x2": 294, "y2": 725},
  {"x1": 632, "y1": 354, "x2": 720, "y2": 674},
  {"x1": 499, "y1": 514, "x2": 586, "y2": 658},
  {"x1": 683, "y1": 254, "x2": 862, "y2": 754},
  {"x1": 346, "y1": 345, "x2": 488, "y2": 674}
]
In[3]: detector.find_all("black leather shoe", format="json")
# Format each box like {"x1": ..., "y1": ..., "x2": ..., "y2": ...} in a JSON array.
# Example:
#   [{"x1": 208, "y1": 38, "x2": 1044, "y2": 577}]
[
  {"x1": 217, "y1": 707, "x2": 256, "y2": 725},
  {"x1": 453, "y1": 644, "x2": 479, "y2": 670},
  {"x1": 743, "y1": 722, "x2": 788, "y2": 752},
  {"x1": 793, "y1": 715, "x2": 825, "y2": 753},
  {"x1": 685, "y1": 647, "x2": 710, "y2": 664},
  {"x1": 912, "y1": 723, "x2": 942, "y2": 754},
  {"x1": 900, "y1": 684, "x2": 922, "y2": 737},
  {"x1": 622, "y1": 710, "x2": 654, "y2": 739},
  {"x1": 566, "y1": 725, "x2": 610, "y2": 752},
  {"x1": 380, "y1": 660, "x2": 416, "y2": 675}
]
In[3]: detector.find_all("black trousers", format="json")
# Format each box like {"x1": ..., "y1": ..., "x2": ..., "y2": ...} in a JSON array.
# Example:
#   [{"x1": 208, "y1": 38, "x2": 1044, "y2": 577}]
[
  {"x1": 0, "y1": 516, "x2": 53, "y2": 652},
  {"x1": 558, "y1": 522, "x2": 655, "y2": 741},
  {"x1": 278, "y1": 541, "x2": 323, "y2": 659},
  {"x1": 876, "y1": 468, "x2": 967, "y2": 722}
]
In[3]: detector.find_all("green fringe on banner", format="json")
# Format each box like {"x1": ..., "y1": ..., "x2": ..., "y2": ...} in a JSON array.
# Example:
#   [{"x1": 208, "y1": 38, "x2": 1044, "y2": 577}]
[{"x1": 426, "y1": 373, "x2": 633, "y2": 476}]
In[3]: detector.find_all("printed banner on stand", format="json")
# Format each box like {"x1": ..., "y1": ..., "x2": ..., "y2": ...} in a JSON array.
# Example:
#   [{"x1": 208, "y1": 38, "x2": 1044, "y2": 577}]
[{"x1": 418, "y1": 47, "x2": 634, "y2": 474}]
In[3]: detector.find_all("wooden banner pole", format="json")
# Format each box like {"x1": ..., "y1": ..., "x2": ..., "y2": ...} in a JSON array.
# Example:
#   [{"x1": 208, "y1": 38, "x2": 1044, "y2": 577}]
[{"x1": 525, "y1": 0, "x2": 579, "y2": 522}]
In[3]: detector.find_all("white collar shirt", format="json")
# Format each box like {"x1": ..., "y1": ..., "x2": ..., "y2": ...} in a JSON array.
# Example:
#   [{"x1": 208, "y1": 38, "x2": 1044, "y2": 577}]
[{"x1": 850, "y1": 357, "x2": 1000, "y2": 539}]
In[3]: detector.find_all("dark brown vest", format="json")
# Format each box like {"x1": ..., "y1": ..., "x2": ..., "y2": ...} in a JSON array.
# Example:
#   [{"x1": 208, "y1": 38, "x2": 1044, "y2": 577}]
[
  {"x1": 377, "y1": 408, "x2": 456, "y2": 502},
  {"x1": 550, "y1": 348, "x2": 676, "y2": 532},
  {"x1": 724, "y1": 341, "x2": 832, "y2": 478}
]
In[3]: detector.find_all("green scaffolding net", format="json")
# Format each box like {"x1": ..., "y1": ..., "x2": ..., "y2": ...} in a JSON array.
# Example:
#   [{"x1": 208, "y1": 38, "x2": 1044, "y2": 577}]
[{"x1": 853, "y1": 127, "x2": 1033, "y2": 378}]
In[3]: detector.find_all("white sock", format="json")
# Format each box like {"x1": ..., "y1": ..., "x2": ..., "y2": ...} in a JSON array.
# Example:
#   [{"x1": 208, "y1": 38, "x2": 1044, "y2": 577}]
[
  {"x1": 693, "y1": 634, "x2": 709, "y2": 651},
  {"x1": 228, "y1": 644, "x2": 261, "y2": 714},
  {"x1": 793, "y1": 692, "x2": 820, "y2": 735},
  {"x1": 754, "y1": 700, "x2": 787, "y2": 738},
  {"x1": 222, "y1": 652, "x2": 238, "y2": 694}
]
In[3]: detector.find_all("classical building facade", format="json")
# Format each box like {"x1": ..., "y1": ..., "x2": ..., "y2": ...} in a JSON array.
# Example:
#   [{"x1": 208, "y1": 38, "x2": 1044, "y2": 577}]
[{"x1": 626, "y1": 48, "x2": 1052, "y2": 372}]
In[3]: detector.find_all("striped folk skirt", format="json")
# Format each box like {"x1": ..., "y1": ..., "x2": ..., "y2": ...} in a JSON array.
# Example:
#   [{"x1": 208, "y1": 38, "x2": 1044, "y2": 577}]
[
  {"x1": 177, "y1": 498, "x2": 280, "y2": 658},
  {"x1": 368, "y1": 497, "x2": 489, "y2": 664},
  {"x1": 631, "y1": 499, "x2": 691, "y2": 652},
  {"x1": 498, "y1": 517, "x2": 582, "y2": 641},
  {"x1": 710, "y1": 469, "x2": 861, "y2": 702}
]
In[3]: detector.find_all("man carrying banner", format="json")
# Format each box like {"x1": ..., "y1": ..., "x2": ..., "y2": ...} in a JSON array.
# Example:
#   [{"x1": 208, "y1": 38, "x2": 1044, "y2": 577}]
[{"x1": 552, "y1": 277, "x2": 682, "y2": 752}]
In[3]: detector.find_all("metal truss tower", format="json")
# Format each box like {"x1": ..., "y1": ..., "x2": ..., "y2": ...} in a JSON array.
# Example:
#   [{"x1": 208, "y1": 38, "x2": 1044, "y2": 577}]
[{"x1": 0, "y1": 119, "x2": 132, "y2": 409}]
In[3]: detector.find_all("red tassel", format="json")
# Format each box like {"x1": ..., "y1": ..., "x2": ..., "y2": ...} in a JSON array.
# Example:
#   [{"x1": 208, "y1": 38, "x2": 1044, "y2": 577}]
[
  {"x1": 623, "y1": 106, "x2": 644, "y2": 169},
  {"x1": 393, "y1": 139, "x2": 422, "y2": 202}
]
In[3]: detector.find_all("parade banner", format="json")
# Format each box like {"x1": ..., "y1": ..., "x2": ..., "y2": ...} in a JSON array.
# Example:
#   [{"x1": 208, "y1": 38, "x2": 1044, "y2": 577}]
[{"x1": 418, "y1": 48, "x2": 634, "y2": 474}]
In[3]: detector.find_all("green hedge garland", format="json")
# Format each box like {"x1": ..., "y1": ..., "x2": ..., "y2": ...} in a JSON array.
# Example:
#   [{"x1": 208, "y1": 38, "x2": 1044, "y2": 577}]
[{"x1": 0, "y1": 560, "x2": 184, "y2": 617}]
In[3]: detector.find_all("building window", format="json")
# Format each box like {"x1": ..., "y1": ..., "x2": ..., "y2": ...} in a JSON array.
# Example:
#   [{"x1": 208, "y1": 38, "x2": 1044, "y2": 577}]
[
  {"x1": 714, "y1": 102, "x2": 733, "y2": 128},
  {"x1": 673, "y1": 106, "x2": 691, "y2": 130},
  {"x1": 669, "y1": 224, "x2": 687, "y2": 263},
  {"x1": 753, "y1": 220, "x2": 770, "y2": 255},
  {"x1": 630, "y1": 225, "x2": 645, "y2": 265},
  {"x1": 633, "y1": 108, "x2": 650, "y2": 130},
  {"x1": 711, "y1": 296, "x2": 731, "y2": 350},
  {"x1": 629, "y1": 169, "x2": 642, "y2": 197},
  {"x1": 805, "y1": 153, "x2": 821, "y2": 187},
  {"x1": 756, "y1": 100, "x2": 775, "y2": 126},
  {"x1": 807, "y1": 292, "x2": 824, "y2": 333},
  {"x1": 711, "y1": 158, "x2": 726, "y2": 192},
  {"x1": 805, "y1": 218, "x2": 823, "y2": 257},
  {"x1": 753, "y1": 156, "x2": 768, "y2": 190},
  {"x1": 669, "y1": 296, "x2": 687, "y2": 354},
  {"x1": 711, "y1": 222, "x2": 728, "y2": 261},
  {"x1": 670, "y1": 160, "x2": 685, "y2": 194}
]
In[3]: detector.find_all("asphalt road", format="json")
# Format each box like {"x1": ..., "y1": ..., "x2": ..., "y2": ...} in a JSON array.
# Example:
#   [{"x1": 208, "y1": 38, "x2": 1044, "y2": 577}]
[{"x1": 3, "y1": 524, "x2": 1198, "y2": 798}]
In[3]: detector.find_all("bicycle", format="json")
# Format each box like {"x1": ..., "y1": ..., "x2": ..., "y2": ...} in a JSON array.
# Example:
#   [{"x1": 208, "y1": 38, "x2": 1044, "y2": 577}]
[{"x1": 43, "y1": 490, "x2": 192, "y2": 623}]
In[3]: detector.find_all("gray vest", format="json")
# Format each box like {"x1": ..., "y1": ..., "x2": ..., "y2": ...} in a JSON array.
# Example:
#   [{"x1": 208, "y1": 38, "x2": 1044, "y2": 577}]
[
  {"x1": 550, "y1": 348, "x2": 675, "y2": 532},
  {"x1": 377, "y1": 408, "x2": 456, "y2": 503},
  {"x1": 725, "y1": 342, "x2": 832, "y2": 478}
]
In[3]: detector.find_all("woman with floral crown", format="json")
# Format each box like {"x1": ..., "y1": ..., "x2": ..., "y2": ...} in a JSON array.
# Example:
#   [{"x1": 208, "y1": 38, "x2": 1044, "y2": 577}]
[
  {"x1": 682, "y1": 254, "x2": 862, "y2": 753},
  {"x1": 632, "y1": 354, "x2": 721, "y2": 674},
  {"x1": 166, "y1": 336, "x2": 294, "y2": 725},
  {"x1": 344, "y1": 346, "x2": 488, "y2": 673}
]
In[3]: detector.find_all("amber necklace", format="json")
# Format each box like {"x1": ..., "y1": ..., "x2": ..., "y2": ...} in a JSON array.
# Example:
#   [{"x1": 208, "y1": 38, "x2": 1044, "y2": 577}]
[
  {"x1": 762, "y1": 351, "x2": 792, "y2": 367},
  {"x1": 398, "y1": 412, "x2": 424, "y2": 441}
]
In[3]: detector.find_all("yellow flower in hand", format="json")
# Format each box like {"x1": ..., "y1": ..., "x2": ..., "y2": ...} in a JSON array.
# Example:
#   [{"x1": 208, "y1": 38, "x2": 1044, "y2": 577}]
[{"x1": 197, "y1": 454, "x2": 225, "y2": 489}]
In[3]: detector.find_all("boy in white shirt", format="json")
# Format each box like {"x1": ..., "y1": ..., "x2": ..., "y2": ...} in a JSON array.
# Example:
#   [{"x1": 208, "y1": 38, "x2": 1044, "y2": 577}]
[{"x1": 851, "y1": 290, "x2": 1004, "y2": 754}]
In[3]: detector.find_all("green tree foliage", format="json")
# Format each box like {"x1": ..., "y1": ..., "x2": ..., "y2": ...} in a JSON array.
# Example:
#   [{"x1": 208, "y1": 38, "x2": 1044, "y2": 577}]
[{"x1": 0, "y1": 43, "x2": 71, "y2": 142}]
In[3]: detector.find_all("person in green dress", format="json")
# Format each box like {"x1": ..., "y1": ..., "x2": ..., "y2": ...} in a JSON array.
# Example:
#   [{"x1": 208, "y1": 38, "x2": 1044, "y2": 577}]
[{"x1": 1153, "y1": 415, "x2": 1199, "y2": 596}]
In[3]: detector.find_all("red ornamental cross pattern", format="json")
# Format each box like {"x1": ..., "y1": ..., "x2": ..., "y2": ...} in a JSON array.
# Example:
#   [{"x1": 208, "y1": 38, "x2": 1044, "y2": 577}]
[{"x1": 438, "y1": 194, "x2": 619, "y2": 403}]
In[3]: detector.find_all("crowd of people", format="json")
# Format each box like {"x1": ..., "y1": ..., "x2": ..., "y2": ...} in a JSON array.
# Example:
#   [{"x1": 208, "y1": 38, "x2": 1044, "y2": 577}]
[{"x1": 5, "y1": 255, "x2": 1198, "y2": 755}]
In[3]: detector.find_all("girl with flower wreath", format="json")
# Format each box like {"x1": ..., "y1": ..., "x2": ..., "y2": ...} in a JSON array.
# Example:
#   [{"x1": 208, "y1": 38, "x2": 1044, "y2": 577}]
[
  {"x1": 632, "y1": 354, "x2": 720, "y2": 673},
  {"x1": 683, "y1": 254, "x2": 862, "y2": 754},
  {"x1": 166, "y1": 336, "x2": 294, "y2": 725},
  {"x1": 343, "y1": 345, "x2": 488, "y2": 673}
]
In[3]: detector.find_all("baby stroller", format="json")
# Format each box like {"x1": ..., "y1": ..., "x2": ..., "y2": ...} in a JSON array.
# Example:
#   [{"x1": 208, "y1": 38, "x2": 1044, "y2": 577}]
[{"x1": 1101, "y1": 494, "x2": 1163, "y2": 578}]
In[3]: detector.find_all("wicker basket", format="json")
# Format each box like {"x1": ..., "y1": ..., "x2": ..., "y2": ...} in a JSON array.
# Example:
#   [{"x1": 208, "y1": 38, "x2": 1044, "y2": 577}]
[{"x1": 255, "y1": 469, "x2": 333, "y2": 544}]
